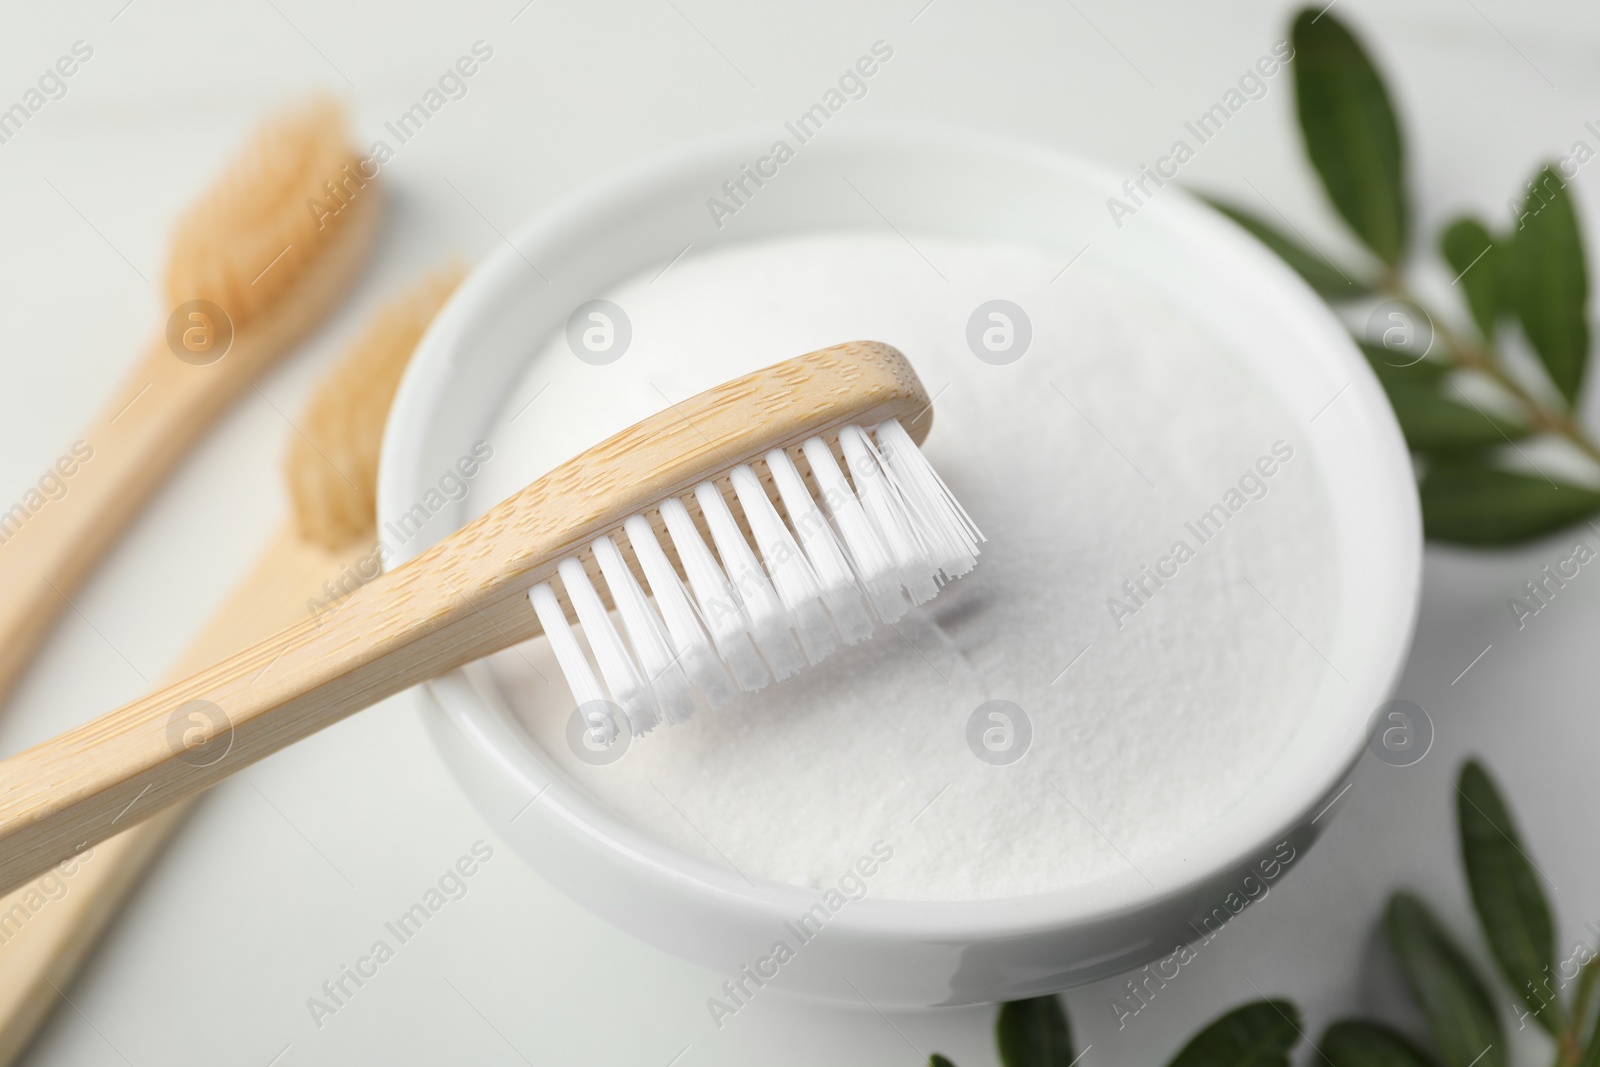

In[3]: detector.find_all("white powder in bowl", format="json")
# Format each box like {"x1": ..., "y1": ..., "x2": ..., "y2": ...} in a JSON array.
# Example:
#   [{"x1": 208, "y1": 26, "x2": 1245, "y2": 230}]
[{"x1": 470, "y1": 230, "x2": 1337, "y2": 902}]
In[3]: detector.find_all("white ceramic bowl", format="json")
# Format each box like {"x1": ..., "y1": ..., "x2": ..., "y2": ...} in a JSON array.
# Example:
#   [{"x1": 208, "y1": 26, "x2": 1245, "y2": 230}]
[{"x1": 378, "y1": 122, "x2": 1421, "y2": 1007}]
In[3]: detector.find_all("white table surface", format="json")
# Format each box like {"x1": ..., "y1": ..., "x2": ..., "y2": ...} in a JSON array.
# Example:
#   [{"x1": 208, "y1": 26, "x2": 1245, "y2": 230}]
[{"x1": 1, "y1": 0, "x2": 1597, "y2": 1063}]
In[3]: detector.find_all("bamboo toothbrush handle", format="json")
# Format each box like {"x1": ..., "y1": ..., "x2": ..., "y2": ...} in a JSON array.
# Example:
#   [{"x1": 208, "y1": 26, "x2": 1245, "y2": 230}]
[
  {"x1": 0, "y1": 187, "x2": 378, "y2": 705},
  {"x1": 0, "y1": 341, "x2": 930, "y2": 896},
  {"x1": 0, "y1": 528, "x2": 364, "y2": 1067},
  {"x1": 0, "y1": 341, "x2": 257, "y2": 698}
]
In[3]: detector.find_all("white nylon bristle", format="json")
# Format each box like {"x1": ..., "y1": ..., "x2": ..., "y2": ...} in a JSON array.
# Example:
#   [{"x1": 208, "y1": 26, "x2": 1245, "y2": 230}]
[
  {"x1": 660, "y1": 496, "x2": 772, "y2": 692},
  {"x1": 875, "y1": 418, "x2": 983, "y2": 580},
  {"x1": 558, "y1": 557, "x2": 660, "y2": 735},
  {"x1": 531, "y1": 418, "x2": 981, "y2": 743},
  {"x1": 840, "y1": 425, "x2": 939, "y2": 606},
  {"x1": 592, "y1": 534, "x2": 695, "y2": 724},
  {"x1": 730, "y1": 464, "x2": 838, "y2": 664},
  {"x1": 528, "y1": 583, "x2": 615, "y2": 745},
  {"x1": 695, "y1": 480, "x2": 806, "y2": 680},
  {"x1": 802, "y1": 436, "x2": 908, "y2": 622},
  {"x1": 623, "y1": 514, "x2": 735, "y2": 709},
  {"x1": 766, "y1": 447, "x2": 875, "y2": 645}
]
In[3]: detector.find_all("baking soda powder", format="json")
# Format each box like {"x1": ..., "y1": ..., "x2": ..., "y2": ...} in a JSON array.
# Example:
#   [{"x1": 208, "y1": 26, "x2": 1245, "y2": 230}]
[{"x1": 475, "y1": 231, "x2": 1338, "y2": 901}]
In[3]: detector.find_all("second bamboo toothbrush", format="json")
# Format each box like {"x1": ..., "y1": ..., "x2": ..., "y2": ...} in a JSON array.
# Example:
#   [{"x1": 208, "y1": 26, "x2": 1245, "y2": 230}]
[
  {"x1": 0, "y1": 97, "x2": 381, "y2": 704},
  {"x1": 0, "y1": 270, "x2": 460, "y2": 1064}
]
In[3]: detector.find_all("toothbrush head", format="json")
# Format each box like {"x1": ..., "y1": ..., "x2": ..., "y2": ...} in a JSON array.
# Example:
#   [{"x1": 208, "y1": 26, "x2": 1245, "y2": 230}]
[
  {"x1": 521, "y1": 341, "x2": 983, "y2": 738},
  {"x1": 164, "y1": 96, "x2": 378, "y2": 330}
]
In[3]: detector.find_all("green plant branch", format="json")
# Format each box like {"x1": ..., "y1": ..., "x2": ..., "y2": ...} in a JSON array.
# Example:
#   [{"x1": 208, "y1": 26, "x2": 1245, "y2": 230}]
[{"x1": 1379, "y1": 277, "x2": 1600, "y2": 469}]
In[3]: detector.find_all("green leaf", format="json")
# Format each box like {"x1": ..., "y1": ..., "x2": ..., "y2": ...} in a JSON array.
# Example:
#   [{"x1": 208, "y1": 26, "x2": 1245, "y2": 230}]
[
  {"x1": 1420, "y1": 460, "x2": 1600, "y2": 545},
  {"x1": 1440, "y1": 218, "x2": 1503, "y2": 340},
  {"x1": 1167, "y1": 1000, "x2": 1300, "y2": 1067},
  {"x1": 1583, "y1": 997, "x2": 1600, "y2": 1067},
  {"x1": 1381, "y1": 380, "x2": 1526, "y2": 452},
  {"x1": 1508, "y1": 164, "x2": 1591, "y2": 403},
  {"x1": 1457, "y1": 760, "x2": 1562, "y2": 1035},
  {"x1": 1320, "y1": 1020, "x2": 1440, "y2": 1066},
  {"x1": 1204, "y1": 196, "x2": 1374, "y2": 297},
  {"x1": 1384, "y1": 892, "x2": 1505, "y2": 1067},
  {"x1": 996, "y1": 996, "x2": 1074, "y2": 1067},
  {"x1": 1291, "y1": 8, "x2": 1409, "y2": 263},
  {"x1": 1573, "y1": 958, "x2": 1600, "y2": 1059},
  {"x1": 930, "y1": 1057, "x2": 958, "y2": 1067},
  {"x1": 1360, "y1": 340, "x2": 1451, "y2": 387},
  {"x1": 1357, "y1": 340, "x2": 1526, "y2": 453}
]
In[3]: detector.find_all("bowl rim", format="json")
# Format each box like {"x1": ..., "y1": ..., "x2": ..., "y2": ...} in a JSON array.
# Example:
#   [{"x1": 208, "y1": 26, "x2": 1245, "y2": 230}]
[{"x1": 379, "y1": 118, "x2": 1423, "y2": 940}]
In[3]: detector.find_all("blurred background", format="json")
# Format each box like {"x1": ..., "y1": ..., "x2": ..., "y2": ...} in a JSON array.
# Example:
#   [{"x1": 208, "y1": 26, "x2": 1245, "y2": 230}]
[{"x1": 0, "y1": 0, "x2": 1597, "y2": 1063}]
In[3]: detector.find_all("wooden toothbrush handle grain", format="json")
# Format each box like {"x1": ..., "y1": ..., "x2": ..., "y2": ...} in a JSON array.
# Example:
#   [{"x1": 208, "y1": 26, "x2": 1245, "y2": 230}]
[
  {"x1": 0, "y1": 340, "x2": 930, "y2": 896},
  {"x1": 0, "y1": 188, "x2": 380, "y2": 705}
]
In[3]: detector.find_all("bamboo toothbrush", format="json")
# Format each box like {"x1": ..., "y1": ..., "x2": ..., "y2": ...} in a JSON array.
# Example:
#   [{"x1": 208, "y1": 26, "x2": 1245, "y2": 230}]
[
  {"x1": 0, "y1": 270, "x2": 458, "y2": 1065},
  {"x1": 0, "y1": 97, "x2": 381, "y2": 703},
  {"x1": 0, "y1": 340, "x2": 981, "y2": 895}
]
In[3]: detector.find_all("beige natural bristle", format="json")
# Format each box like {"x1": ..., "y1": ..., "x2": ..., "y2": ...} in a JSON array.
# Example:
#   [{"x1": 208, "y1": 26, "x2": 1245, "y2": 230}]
[
  {"x1": 285, "y1": 267, "x2": 464, "y2": 549},
  {"x1": 164, "y1": 96, "x2": 372, "y2": 328}
]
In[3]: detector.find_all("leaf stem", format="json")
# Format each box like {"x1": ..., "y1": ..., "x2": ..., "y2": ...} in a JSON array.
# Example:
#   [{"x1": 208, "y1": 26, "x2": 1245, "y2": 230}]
[
  {"x1": 1381, "y1": 280, "x2": 1600, "y2": 468},
  {"x1": 1559, "y1": 957, "x2": 1600, "y2": 1067}
]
